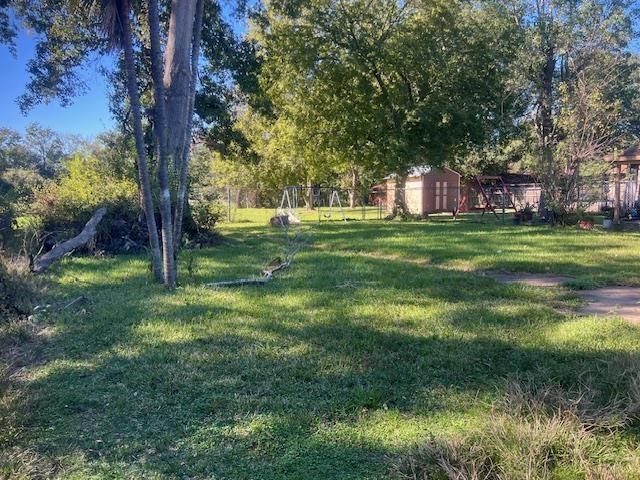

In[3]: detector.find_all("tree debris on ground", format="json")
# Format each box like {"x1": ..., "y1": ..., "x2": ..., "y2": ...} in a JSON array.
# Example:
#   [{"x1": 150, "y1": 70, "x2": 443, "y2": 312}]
[
  {"x1": 207, "y1": 228, "x2": 305, "y2": 288},
  {"x1": 31, "y1": 208, "x2": 107, "y2": 274}
]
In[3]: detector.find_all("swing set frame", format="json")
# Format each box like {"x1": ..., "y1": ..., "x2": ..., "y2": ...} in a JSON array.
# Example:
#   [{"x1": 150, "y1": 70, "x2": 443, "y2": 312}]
[
  {"x1": 456, "y1": 175, "x2": 518, "y2": 219},
  {"x1": 277, "y1": 185, "x2": 347, "y2": 222}
]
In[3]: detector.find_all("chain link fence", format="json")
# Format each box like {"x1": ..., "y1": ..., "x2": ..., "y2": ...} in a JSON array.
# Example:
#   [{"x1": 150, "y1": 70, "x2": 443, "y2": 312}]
[{"x1": 209, "y1": 175, "x2": 640, "y2": 224}]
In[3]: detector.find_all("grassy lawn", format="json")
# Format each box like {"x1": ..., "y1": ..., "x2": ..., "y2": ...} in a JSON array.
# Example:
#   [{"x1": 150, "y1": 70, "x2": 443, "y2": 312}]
[
  {"x1": 3, "y1": 216, "x2": 640, "y2": 478},
  {"x1": 225, "y1": 206, "x2": 386, "y2": 224}
]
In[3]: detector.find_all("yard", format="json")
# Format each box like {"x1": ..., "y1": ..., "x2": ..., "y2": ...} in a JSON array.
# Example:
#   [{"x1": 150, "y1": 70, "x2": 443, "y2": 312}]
[{"x1": 3, "y1": 216, "x2": 640, "y2": 478}]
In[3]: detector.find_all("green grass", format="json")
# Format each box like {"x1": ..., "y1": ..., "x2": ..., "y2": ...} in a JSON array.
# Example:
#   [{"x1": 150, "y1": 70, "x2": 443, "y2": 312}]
[
  {"x1": 3, "y1": 215, "x2": 640, "y2": 478},
  {"x1": 224, "y1": 206, "x2": 386, "y2": 224}
]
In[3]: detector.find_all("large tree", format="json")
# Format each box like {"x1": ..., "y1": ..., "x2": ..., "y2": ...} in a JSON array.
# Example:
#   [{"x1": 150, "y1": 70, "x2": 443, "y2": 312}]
[
  {"x1": 147, "y1": 0, "x2": 177, "y2": 287},
  {"x1": 11, "y1": 0, "x2": 205, "y2": 288},
  {"x1": 240, "y1": 0, "x2": 523, "y2": 211},
  {"x1": 518, "y1": 0, "x2": 639, "y2": 220},
  {"x1": 23, "y1": 123, "x2": 64, "y2": 174},
  {"x1": 113, "y1": 0, "x2": 164, "y2": 280}
]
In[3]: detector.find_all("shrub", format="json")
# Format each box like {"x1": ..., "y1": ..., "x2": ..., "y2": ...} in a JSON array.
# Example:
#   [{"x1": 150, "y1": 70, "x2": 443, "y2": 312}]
[
  {"x1": 0, "y1": 178, "x2": 16, "y2": 246},
  {"x1": 30, "y1": 156, "x2": 143, "y2": 253},
  {"x1": 191, "y1": 201, "x2": 223, "y2": 233},
  {"x1": 183, "y1": 202, "x2": 223, "y2": 247},
  {"x1": 1, "y1": 168, "x2": 44, "y2": 204}
]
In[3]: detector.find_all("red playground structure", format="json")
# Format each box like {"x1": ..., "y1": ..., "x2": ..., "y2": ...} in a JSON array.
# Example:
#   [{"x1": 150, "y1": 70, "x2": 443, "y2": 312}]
[{"x1": 456, "y1": 175, "x2": 517, "y2": 219}]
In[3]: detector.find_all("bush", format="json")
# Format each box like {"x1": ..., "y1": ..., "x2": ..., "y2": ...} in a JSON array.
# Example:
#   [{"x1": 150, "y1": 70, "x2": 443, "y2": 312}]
[
  {"x1": 0, "y1": 178, "x2": 16, "y2": 246},
  {"x1": 30, "y1": 156, "x2": 143, "y2": 253},
  {"x1": 191, "y1": 201, "x2": 223, "y2": 233},
  {"x1": 183, "y1": 202, "x2": 223, "y2": 247},
  {"x1": 1, "y1": 168, "x2": 44, "y2": 204}
]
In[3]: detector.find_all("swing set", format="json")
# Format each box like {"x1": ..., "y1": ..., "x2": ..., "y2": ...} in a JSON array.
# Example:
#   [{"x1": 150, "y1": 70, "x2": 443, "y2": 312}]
[
  {"x1": 277, "y1": 185, "x2": 346, "y2": 222},
  {"x1": 456, "y1": 175, "x2": 517, "y2": 219}
]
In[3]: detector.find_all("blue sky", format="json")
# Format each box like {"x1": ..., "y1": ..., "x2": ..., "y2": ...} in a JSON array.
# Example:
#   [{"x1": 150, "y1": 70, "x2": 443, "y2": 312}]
[
  {"x1": 0, "y1": 28, "x2": 116, "y2": 138},
  {"x1": 1, "y1": 3, "x2": 246, "y2": 139}
]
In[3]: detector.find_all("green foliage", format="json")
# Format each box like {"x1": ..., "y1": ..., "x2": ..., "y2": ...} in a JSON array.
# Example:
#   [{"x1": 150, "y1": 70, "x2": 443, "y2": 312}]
[
  {"x1": 0, "y1": 177, "x2": 16, "y2": 245},
  {"x1": 11, "y1": 0, "x2": 109, "y2": 112},
  {"x1": 31, "y1": 155, "x2": 140, "y2": 252},
  {"x1": 0, "y1": 124, "x2": 77, "y2": 177},
  {"x1": 191, "y1": 201, "x2": 223, "y2": 233},
  {"x1": 1, "y1": 168, "x2": 45, "y2": 203},
  {"x1": 245, "y1": 0, "x2": 523, "y2": 182},
  {"x1": 0, "y1": 128, "x2": 31, "y2": 171},
  {"x1": 0, "y1": 0, "x2": 16, "y2": 52},
  {"x1": 517, "y1": 0, "x2": 640, "y2": 217}
]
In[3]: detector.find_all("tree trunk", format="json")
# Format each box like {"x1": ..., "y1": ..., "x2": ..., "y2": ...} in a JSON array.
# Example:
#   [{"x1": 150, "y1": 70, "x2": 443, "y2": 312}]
[
  {"x1": 349, "y1": 167, "x2": 358, "y2": 208},
  {"x1": 614, "y1": 163, "x2": 621, "y2": 224},
  {"x1": 173, "y1": 0, "x2": 204, "y2": 249},
  {"x1": 392, "y1": 175, "x2": 408, "y2": 217},
  {"x1": 118, "y1": 0, "x2": 163, "y2": 282},
  {"x1": 306, "y1": 182, "x2": 314, "y2": 210},
  {"x1": 537, "y1": 12, "x2": 557, "y2": 216},
  {"x1": 163, "y1": 0, "x2": 198, "y2": 172},
  {"x1": 148, "y1": 0, "x2": 176, "y2": 289}
]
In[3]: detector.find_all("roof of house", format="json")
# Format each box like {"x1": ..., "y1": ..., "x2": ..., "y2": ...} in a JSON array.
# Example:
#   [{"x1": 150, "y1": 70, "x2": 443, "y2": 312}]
[
  {"x1": 604, "y1": 145, "x2": 640, "y2": 163},
  {"x1": 500, "y1": 173, "x2": 538, "y2": 185},
  {"x1": 620, "y1": 144, "x2": 640, "y2": 160}
]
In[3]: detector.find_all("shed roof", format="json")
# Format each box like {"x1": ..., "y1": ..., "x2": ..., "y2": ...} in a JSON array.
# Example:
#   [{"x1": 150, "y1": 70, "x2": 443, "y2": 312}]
[
  {"x1": 407, "y1": 165, "x2": 433, "y2": 176},
  {"x1": 385, "y1": 165, "x2": 460, "y2": 180}
]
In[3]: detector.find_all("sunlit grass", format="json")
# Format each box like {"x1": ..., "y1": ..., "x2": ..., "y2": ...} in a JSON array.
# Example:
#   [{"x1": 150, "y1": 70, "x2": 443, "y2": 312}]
[{"x1": 2, "y1": 216, "x2": 640, "y2": 478}]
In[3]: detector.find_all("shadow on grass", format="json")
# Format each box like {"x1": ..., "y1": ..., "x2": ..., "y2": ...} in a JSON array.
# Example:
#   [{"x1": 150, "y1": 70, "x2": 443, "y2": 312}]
[{"x1": 5, "y1": 220, "x2": 640, "y2": 478}]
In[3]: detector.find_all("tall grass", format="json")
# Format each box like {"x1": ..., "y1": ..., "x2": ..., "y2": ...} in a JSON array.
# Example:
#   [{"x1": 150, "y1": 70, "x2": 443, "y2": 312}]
[
  {"x1": 0, "y1": 254, "x2": 49, "y2": 480},
  {"x1": 392, "y1": 359, "x2": 640, "y2": 479}
]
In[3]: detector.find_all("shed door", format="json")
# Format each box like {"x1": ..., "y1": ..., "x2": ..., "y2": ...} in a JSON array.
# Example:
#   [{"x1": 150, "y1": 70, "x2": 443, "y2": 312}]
[{"x1": 434, "y1": 181, "x2": 448, "y2": 211}]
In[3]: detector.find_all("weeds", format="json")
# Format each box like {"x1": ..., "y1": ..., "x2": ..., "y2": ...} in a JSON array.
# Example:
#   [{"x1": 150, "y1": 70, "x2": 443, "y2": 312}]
[
  {"x1": 0, "y1": 254, "x2": 48, "y2": 480},
  {"x1": 0, "y1": 254, "x2": 41, "y2": 319},
  {"x1": 392, "y1": 362, "x2": 640, "y2": 479}
]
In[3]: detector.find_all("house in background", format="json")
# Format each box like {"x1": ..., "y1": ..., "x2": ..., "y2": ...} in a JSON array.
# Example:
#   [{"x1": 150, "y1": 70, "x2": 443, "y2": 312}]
[
  {"x1": 605, "y1": 145, "x2": 640, "y2": 217},
  {"x1": 605, "y1": 145, "x2": 640, "y2": 175},
  {"x1": 384, "y1": 166, "x2": 461, "y2": 215}
]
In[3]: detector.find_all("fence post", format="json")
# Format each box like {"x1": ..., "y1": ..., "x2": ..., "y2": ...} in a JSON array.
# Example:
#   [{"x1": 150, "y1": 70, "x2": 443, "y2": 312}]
[{"x1": 614, "y1": 163, "x2": 621, "y2": 224}]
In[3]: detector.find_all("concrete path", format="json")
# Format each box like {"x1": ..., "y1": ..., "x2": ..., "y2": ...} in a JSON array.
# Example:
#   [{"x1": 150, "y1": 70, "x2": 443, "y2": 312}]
[
  {"x1": 579, "y1": 287, "x2": 640, "y2": 324},
  {"x1": 487, "y1": 272, "x2": 640, "y2": 324}
]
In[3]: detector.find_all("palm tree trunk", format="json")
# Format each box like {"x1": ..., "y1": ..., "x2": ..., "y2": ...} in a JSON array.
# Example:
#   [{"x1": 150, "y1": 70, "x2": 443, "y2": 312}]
[
  {"x1": 148, "y1": 0, "x2": 176, "y2": 289},
  {"x1": 118, "y1": 0, "x2": 163, "y2": 282},
  {"x1": 163, "y1": 0, "x2": 198, "y2": 172},
  {"x1": 173, "y1": 0, "x2": 204, "y2": 249}
]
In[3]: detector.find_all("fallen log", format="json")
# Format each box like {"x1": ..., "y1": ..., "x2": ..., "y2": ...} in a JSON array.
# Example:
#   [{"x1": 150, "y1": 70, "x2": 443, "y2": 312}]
[{"x1": 31, "y1": 208, "x2": 107, "y2": 274}]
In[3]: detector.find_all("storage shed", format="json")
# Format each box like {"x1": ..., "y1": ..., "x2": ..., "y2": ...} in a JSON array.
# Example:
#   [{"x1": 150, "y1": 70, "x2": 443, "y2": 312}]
[{"x1": 385, "y1": 166, "x2": 461, "y2": 215}]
